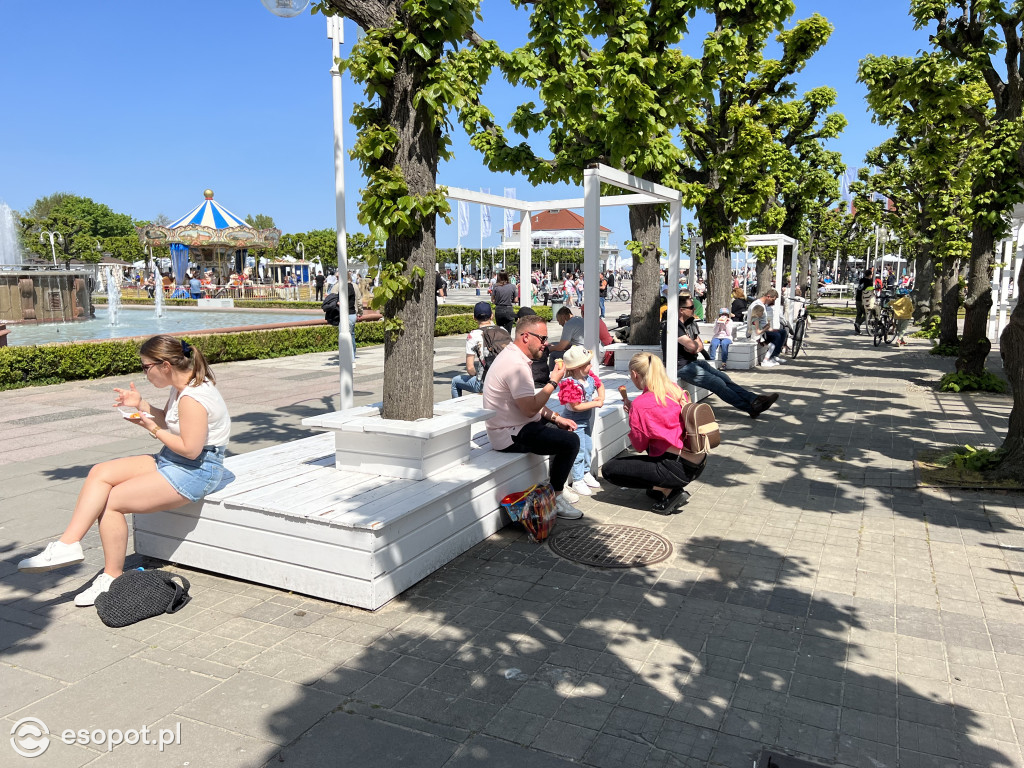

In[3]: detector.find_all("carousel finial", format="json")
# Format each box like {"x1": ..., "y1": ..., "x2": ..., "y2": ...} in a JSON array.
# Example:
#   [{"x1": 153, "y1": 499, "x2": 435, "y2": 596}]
[{"x1": 204, "y1": 189, "x2": 214, "y2": 199}]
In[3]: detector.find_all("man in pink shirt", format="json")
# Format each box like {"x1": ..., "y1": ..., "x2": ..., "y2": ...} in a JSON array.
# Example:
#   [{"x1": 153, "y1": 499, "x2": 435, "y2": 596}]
[{"x1": 483, "y1": 314, "x2": 584, "y2": 519}]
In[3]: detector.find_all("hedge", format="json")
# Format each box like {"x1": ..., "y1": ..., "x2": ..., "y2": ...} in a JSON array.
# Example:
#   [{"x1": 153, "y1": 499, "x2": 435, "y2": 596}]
[{"x1": 1, "y1": 313, "x2": 478, "y2": 390}]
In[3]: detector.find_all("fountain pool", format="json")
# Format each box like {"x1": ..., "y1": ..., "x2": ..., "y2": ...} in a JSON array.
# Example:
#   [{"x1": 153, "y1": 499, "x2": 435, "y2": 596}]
[{"x1": 5, "y1": 306, "x2": 323, "y2": 346}]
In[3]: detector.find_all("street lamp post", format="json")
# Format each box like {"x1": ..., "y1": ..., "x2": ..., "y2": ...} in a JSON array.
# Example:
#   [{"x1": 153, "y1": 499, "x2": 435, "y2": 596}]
[
  {"x1": 40, "y1": 230, "x2": 63, "y2": 268},
  {"x1": 264, "y1": 2, "x2": 353, "y2": 409}
]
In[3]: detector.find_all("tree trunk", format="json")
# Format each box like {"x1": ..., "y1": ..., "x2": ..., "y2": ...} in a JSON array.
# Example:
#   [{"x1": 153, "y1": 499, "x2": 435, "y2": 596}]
[
  {"x1": 807, "y1": 248, "x2": 819, "y2": 304},
  {"x1": 756, "y1": 254, "x2": 773, "y2": 296},
  {"x1": 938, "y1": 258, "x2": 961, "y2": 348},
  {"x1": 703, "y1": 235, "x2": 732, "y2": 322},
  {"x1": 992, "y1": 262, "x2": 1024, "y2": 482},
  {"x1": 912, "y1": 243, "x2": 936, "y2": 323},
  {"x1": 627, "y1": 205, "x2": 662, "y2": 344},
  {"x1": 956, "y1": 221, "x2": 994, "y2": 375},
  {"x1": 380, "y1": 52, "x2": 438, "y2": 421},
  {"x1": 797, "y1": 245, "x2": 811, "y2": 298}
]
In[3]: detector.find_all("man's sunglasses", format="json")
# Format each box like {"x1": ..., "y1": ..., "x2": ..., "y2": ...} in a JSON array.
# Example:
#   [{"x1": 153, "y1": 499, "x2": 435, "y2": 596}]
[{"x1": 523, "y1": 331, "x2": 548, "y2": 344}]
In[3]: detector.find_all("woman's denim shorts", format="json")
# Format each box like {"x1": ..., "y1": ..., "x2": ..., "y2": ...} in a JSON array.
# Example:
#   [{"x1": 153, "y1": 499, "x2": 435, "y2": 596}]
[{"x1": 155, "y1": 446, "x2": 226, "y2": 502}]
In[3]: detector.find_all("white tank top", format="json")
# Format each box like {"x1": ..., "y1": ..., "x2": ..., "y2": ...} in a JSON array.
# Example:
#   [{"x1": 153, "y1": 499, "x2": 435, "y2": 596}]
[{"x1": 164, "y1": 380, "x2": 231, "y2": 448}]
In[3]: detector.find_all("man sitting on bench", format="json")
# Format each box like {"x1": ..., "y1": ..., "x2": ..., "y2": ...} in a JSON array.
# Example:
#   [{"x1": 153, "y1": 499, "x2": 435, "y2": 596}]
[
  {"x1": 661, "y1": 295, "x2": 779, "y2": 419},
  {"x1": 483, "y1": 314, "x2": 585, "y2": 519}
]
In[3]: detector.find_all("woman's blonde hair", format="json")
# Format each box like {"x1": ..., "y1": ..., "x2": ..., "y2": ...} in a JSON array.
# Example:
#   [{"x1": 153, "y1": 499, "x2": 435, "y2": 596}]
[
  {"x1": 629, "y1": 353, "x2": 684, "y2": 406},
  {"x1": 140, "y1": 335, "x2": 215, "y2": 387},
  {"x1": 732, "y1": 286, "x2": 745, "y2": 299}
]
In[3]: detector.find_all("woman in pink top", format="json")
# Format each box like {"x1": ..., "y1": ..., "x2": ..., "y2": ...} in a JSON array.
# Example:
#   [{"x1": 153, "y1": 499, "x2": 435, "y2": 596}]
[{"x1": 601, "y1": 353, "x2": 706, "y2": 513}]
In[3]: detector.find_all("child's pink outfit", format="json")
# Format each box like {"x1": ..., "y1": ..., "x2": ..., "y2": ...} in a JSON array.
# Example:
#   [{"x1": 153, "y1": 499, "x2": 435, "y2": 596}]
[{"x1": 710, "y1": 317, "x2": 733, "y2": 367}]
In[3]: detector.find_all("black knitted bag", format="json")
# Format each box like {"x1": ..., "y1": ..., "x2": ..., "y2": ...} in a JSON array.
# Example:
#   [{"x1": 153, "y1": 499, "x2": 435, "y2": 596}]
[{"x1": 94, "y1": 570, "x2": 191, "y2": 628}]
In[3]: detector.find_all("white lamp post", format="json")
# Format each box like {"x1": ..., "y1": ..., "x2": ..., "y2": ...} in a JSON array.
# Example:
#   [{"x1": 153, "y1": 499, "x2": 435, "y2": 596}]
[
  {"x1": 40, "y1": 230, "x2": 63, "y2": 267},
  {"x1": 264, "y1": 2, "x2": 354, "y2": 410}
]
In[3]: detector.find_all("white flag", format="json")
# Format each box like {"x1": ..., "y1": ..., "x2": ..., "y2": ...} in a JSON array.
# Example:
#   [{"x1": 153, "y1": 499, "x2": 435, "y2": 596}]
[
  {"x1": 504, "y1": 187, "x2": 516, "y2": 237},
  {"x1": 480, "y1": 188, "x2": 492, "y2": 238},
  {"x1": 458, "y1": 201, "x2": 470, "y2": 238}
]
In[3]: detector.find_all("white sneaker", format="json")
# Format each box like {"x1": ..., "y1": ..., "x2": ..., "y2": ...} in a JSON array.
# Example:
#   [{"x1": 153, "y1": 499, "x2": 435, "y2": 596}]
[
  {"x1": 74, "y1": 573, "x2": 115, "y2": 607},
  {"x1": 774, "y1": 356, "x2": 786, "y2": 364},
  {"x1": 555, "y1": 495, "x2": 584, "y2": 520},
  {"x1": 560, "y1": 485, "x2": 580, "y2": 503},
  {"x1": 582, "y1": 472, "x2": 601, "y2": 489},
  {"x1": 18, "y1": 540, "x2": 85, "y2": 573},
  {"x1": 760, "y1": 358, "x2": 779, "y2": 368},
  {"x1": 570, "y1": 480, "x2": 593, "y2": 496}
]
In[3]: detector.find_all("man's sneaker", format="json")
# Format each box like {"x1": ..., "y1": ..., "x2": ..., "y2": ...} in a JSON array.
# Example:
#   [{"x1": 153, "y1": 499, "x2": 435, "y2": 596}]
[
  {"x1": 749, "y1": 392, "x2": 780, "y2": 418},
  {"x1": 773, "y1": 356, "x2": 786, "y2": 364},
  {"x1": 570, "y1": 480, "x2": 593, "y2": 496},
  {"x1": 582, "y1": 472, "x2": 601, "y2": 488},
  {"x1": 18, "y1": 540, "x2": 85, "y2": 573},
  {"x1": 74, "y1": 573, "x2": 115, "y2": 607},
  {"x1": 555, "y1": 495, "x2": 584, "y2": 520},
  {"x1": 761, "y1": 358, "x2": 779, "y2": 368},
  {"x1": 560, "y1": 484, "x2": 580, "y2": 504}
]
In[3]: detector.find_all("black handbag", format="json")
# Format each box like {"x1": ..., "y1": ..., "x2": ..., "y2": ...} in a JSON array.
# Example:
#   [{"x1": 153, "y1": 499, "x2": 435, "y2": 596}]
[{"x1": 94, "y1": 570, "x2": 192, "y2": 628}]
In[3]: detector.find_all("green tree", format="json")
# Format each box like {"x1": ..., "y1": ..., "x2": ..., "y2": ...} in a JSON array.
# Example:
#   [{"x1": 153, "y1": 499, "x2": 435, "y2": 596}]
[
  {"x1": 462, "y1": 2, "x2": 840, "y2": 338},
  {"x1": 907, "y1": 0, "x2": 1024, "y2": 480},
  {"x1": 20, "y1": 194, "x2": 139, "y2": 266},
  {"x1": 245, "y1": 213, "x2": 277, "y2": 230},
  {"x1": 316, "y1": 0, "x2": 484, "y2": 420},
  {"x1": 858, "y1": 52, "x2": 981, "y2": 337}
]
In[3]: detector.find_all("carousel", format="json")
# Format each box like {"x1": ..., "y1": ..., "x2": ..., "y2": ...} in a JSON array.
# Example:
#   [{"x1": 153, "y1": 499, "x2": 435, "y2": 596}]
[{"x1": 136, "y1": 190, "x2": 281, "y2": 287}]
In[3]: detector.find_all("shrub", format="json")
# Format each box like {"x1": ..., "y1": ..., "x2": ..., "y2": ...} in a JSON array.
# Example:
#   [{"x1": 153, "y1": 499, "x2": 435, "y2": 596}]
[
  {"x1": 938, "y1": 370, "x2": 1007, "y2": 393},
  {"x1": 0, "y1": 313, "x2": 481, "y2": 390},
  {"x1": 929, "y1": 343, "x2": 959, "y2": 357},
  {"x1": 933, "y1": 444, "x2": 1001, "y2": 472},
  {"x1": 911, "y1": 317, "x2": 940, "y2": 339}
]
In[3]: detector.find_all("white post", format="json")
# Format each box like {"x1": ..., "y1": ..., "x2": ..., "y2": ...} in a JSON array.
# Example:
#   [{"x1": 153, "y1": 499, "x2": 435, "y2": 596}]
[
  {"x1": 774, "y1": 242, "x2": 784, "y2": 324},
  {"x1": 329, "y1": 16, "x2": 354, "y2": 410},
  {"x1": 789, "y1": 242, "x2": 799, "y2": 326},
  {"x1": 583, "y1": 168, "x2": 601, "y2": 359},
  {"x1": 666, "y1": 201, "x2": 682, "y2": 376},
  {"x1": 998, "y1": 239, "x2": 1011, "y2": 338},
  {"x1": 743, "y1": 245, "x2": 749, "y2": 297},
  {"x1": 519, "y1": 212, "x2": 532, "y2": 324},
  {"x1": 519, "y1": 222, "x2": 531, "y2": 310}
]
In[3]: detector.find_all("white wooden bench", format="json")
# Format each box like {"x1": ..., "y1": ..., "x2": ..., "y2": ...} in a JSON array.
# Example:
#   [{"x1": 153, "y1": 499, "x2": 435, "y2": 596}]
[
  {"x1": 602, "y1": 343, "x2": 662, "y2": 372},
  {"x1": 133, "y1": 375, "x2": 636, "y2": 611}
]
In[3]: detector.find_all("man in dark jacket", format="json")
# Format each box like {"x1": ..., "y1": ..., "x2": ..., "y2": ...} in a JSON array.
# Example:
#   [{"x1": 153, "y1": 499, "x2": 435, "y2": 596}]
[
  {"x1": 854, "y1": 268, "x2": 874, "y2": 335},
  {"x1": 661, "y1": 296, "x2": 778, "y2": 418}
]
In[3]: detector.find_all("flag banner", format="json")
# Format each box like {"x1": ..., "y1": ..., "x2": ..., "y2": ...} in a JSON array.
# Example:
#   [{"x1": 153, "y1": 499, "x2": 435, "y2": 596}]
[
  {"x1": 458, "y1": 201, "x2": 470, "y2": 238},
  {"x1": 480, "y1": 188, "x2": 492, "y2": 238},
  {"x1": 504, "y1": 187, "x2": 516, "y2": 237},
  {"x1": 840, "y1": 167, "x2": 856, "y2": 202}
]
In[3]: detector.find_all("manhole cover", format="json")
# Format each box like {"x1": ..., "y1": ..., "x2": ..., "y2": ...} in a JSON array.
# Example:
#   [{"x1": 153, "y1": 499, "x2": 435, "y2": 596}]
[{"x1": 549, "y1": 524, "x2": 673, "y2": 568}]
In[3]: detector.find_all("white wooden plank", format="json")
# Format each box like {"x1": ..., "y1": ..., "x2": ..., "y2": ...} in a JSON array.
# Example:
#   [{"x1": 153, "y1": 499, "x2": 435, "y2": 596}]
[{"x1": 134, "y1": 531, "x2": 377, "y2": 610}]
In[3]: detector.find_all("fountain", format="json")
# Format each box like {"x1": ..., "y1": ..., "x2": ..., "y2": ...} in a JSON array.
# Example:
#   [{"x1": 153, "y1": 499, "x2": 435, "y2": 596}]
[
  {"x1": 105, "y1": 266, "x2": 121, "y2": 326},
  {"x1": 0, "y1": 200, "x2": 93, "y2": 325},
  {"x1": 0, "y1": 202, "x2": 22, "y2": 266}
]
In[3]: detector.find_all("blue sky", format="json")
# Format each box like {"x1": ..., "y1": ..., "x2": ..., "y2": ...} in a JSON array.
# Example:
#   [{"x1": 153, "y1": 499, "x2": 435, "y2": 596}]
[{"x1": 0, "y1": 1, "x2": 930, "y2": 253}]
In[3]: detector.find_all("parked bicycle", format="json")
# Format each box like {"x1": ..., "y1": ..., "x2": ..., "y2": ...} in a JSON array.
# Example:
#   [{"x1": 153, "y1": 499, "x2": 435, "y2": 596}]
[{"x1": 781, "y1": 296, "x2": 811, "y2": 358}]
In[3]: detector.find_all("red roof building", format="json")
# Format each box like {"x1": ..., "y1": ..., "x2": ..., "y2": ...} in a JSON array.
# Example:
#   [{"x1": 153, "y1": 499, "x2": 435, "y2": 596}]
[{"x1": 501, "y1": 209, "x2": 618, "y2": 260}]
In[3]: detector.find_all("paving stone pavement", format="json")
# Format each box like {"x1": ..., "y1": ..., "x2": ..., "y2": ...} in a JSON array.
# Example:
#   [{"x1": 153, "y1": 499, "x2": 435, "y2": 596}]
[{"x1": 1, "y1": 314, "x2": 1022, "y2": 768}]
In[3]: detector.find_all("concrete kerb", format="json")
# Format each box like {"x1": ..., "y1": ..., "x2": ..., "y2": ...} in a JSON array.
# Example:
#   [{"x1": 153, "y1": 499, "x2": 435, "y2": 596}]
[{"x1": 1, "y1": 315, "x2": 1022, "y2": 768}]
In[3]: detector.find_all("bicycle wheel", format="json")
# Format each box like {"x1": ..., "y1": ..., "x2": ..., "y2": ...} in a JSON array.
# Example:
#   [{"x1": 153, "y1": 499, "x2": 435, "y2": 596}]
[
  {"x1": 617, "y1": 288, "x2": 631, "y2": 301},
  {"x1": 882, "y1": 310, "x2": 897, "y2": 345},
  {"x1": 792, "y1": 316, "x2": 807, "y2": 357}
]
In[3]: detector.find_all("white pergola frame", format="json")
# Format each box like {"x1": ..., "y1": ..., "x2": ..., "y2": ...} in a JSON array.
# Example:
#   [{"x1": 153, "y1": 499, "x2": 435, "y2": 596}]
[
  {"x1": 741, "y1": 233, "x2": 799, "y2": 327},
  {"x1": 445, "y1": 164, "x2": 685, "y2": 373}
]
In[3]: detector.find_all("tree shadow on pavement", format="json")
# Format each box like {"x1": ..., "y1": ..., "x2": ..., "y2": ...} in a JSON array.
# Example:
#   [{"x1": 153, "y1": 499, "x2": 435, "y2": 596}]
[{"x1": 258, "y1": 533, "x2": 1020, "y2": 768}]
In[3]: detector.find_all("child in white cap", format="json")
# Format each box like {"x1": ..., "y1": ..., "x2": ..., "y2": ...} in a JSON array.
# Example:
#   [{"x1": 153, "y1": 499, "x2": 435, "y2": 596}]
[
  {"x1": 710, "y1": 307, "x2": 734, "y2": 371},
  {"x1": 557, "y1": 345, "x2": 605, "y2": 497}
]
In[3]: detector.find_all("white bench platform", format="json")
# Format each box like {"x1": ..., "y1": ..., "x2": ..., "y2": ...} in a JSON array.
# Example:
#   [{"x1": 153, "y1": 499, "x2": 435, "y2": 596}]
[{"x1": 133, "y1": 376, "x2": 635, "y2": 611}]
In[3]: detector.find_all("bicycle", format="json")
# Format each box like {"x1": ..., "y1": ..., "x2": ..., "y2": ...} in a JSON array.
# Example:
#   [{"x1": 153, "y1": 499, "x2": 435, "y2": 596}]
[
  {"x1": 782, "y1": 296, "x2": 811, "y2": 358},
  {"x1": 871, "y1": 291, "x2": 898, "y2": 347},
  {"x1": 609, "y1": 285, "x2": 631, "y2": 302}
]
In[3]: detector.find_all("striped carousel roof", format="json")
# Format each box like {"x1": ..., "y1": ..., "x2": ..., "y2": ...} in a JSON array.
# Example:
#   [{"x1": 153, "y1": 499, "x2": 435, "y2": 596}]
[{"x1": 169, "y1": 190, "x2": 248, "y2": 230}]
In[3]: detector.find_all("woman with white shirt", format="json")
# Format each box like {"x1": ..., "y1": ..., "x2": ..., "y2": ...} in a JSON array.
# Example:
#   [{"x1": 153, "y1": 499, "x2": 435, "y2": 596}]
[{"x1": 17, "y1": 335, "x2": 231, "y2": 606}]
